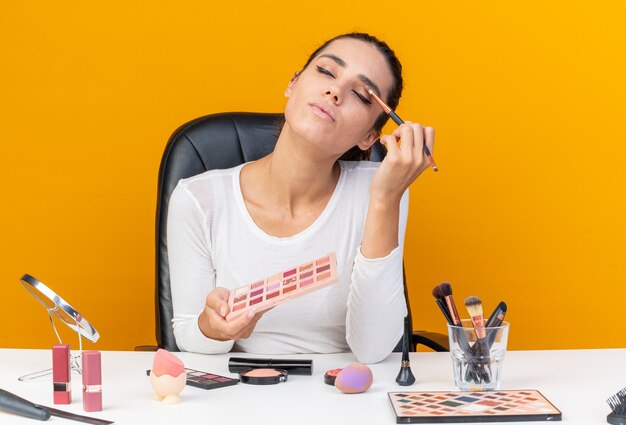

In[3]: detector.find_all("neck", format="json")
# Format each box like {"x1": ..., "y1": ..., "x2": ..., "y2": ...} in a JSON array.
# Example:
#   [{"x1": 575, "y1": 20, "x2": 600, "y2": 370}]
[{"x1": 262, "y1": 123, "x2": 340, "y2": 208}]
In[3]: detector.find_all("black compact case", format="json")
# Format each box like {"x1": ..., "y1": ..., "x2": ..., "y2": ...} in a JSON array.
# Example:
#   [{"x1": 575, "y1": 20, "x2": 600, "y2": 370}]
[{"x1": 228, "y1": 357, "x2": 313, "y2": 375}]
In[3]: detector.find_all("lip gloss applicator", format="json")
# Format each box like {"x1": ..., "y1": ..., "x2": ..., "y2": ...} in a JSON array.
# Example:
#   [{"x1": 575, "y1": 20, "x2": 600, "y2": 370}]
[{"x1": 367, "y1": 89, "x2": 438, "y2": 172}]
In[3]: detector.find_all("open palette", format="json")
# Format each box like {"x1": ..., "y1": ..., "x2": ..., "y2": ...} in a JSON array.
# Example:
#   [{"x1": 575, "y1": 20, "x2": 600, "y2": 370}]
[
  {"x1": 388, "y1": 390, "x2": 561, "y2": 423},
  {"x1": 225, "y1": 253, "x2": 338, "y2": 321}
]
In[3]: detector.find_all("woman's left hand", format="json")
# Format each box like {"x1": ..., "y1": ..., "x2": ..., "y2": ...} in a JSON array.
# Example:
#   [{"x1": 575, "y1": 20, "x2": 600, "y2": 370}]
[{"x1": 370, "y1": 122, "x2": 435, "y2": 203}]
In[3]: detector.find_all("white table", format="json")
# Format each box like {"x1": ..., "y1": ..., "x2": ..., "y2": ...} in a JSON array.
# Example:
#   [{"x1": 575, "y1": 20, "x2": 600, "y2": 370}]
[{"x1": 0, "y1": 348, "x2": 624, "y2": 424}]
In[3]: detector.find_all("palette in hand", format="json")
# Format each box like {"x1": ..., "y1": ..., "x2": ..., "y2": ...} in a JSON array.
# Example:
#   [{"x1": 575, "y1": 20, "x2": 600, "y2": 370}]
[
  {"x1": 388, "y1": 390, "x2": 561, "y2": 423},
  {"x1": 225, "y1": 253, "x2": 338, "y2": 321}
]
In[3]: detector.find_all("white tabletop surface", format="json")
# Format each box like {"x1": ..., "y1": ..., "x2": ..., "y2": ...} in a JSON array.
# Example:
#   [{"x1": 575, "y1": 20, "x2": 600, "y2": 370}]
[{"x1": 1, "y1": 348, "x2": 624, "y2": 424}]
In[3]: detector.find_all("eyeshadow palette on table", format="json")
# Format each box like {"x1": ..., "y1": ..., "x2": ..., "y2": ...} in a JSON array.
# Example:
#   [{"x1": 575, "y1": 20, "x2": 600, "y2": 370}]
[
  {"x1": 226, "y1": 253, "x2": 338, "y2": 321},
  {"x1": 388, "y1": 390, "x2": 561, "y2": 423}
]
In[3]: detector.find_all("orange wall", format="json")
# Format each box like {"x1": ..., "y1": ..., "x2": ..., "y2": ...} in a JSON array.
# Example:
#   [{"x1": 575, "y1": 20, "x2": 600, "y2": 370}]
[{"x1": 1, "y1": 1, "x2": 624, "y2": 351}]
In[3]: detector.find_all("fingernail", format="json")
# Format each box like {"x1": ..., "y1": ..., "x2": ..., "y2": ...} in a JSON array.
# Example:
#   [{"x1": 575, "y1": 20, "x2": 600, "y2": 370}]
[{"x1": 220, "y1": 306, "x2": 227, "y2": 317}]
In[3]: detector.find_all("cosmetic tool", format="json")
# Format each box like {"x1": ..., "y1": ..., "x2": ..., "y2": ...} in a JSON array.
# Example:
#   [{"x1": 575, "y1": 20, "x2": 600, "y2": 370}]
[
  {"x1": 395, "y1": 316, "x2": 416, "y2": 386},
  {"x1": 607, "y1": 387, "x2": 626, "y2": 425},
  {"x1": 0, "y1": 388, "x2": 114, "y2": 424},
  {"x1": 465, "y1": 296, "x2": 492, "y2": 384},
  {"x1": 431, "y1": 285, "x2": 453, "y2": 325},
  {"x1": 367, "y1": 89, "x2": 438, "y2": 172},
  {"x1": 485, "y1": 301, "x2": 507, "y2": 348},
  {"x1": 439, "y1": 282, "x2": 462, "y2": 326}
]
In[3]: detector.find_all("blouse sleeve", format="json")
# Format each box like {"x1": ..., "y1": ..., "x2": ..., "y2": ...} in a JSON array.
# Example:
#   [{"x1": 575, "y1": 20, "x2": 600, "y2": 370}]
[
  {"x1": 345, "y1": 190, "x2": 409, "y2": 363},
  {"x1": 167, "y1": 181, "x2": 234, "y2": 354}
]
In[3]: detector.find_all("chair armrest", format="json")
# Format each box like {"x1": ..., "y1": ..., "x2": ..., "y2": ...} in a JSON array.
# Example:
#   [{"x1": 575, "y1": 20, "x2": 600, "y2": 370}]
[
  {"x1": 412, "y1": 330, "x2": 449, "y2": 352},
  {"x1": 134, "y1": 345, "x2": 159, "y2": 352}
]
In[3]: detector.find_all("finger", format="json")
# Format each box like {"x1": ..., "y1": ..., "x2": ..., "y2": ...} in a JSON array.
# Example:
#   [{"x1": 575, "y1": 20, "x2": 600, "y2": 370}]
[
  {"x1": 205, "y1": 287, "x2": 231, "y2": 317},
  {"x1": 381, "y1": 134, "x2": 401, "y2": 159}
]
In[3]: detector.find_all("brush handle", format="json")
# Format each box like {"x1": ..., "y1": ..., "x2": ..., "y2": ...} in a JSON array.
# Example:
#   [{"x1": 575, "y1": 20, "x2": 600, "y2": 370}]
[
  {"x1": 0, "y1": 388, "x2": 50, "y2": 421},
  {"x1": 485, "y1": 302, "x2": 507, "y2": 348},
  {"x1": 396, "y1": 316, "x2": 416, "y2": 386},
  {"x1": 435, "y1": 299, "x2": 454, "y2": 325}
]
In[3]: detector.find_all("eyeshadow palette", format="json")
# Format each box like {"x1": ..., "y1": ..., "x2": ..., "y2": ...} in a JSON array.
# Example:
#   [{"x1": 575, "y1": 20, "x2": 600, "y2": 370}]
[
  {"x1": 225, "y1": 253, "x2": 338, "y2": 321},
  {"x1": 388, "y1": 390, "x2": 561, "y2": 423},
  {"x1": 147, "y1": 368, "x2": 239, "y2": 390}
]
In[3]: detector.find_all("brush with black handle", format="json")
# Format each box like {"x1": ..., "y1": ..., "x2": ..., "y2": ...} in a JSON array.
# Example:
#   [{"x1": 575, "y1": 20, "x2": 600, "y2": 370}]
[
  {"x1": 432, "y1": 283, "x2": 478, "y2": 382},
  {"x1": 0, "y1": 388, "x2": 114, "y2": 424}
]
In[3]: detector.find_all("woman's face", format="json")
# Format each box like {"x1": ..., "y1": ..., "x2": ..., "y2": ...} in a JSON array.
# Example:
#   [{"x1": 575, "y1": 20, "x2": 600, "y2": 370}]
[{"x1": 284, "y1": 38, "x2": 394, "y2": 157}]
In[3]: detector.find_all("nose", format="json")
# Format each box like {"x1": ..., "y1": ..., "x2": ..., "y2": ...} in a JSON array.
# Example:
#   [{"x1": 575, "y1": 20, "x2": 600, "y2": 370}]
[{"x1": 325, "y1": 88, "x2": 341, "y2": 105}]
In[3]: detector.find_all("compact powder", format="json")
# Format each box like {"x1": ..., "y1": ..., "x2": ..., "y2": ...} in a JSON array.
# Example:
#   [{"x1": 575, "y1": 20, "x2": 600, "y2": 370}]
[
  {"x1": 242, "y1": 368, "x2": 282, "y2": 378},
  {"x1": 239, "y1": 368, "x2": 288, "y2": 385}
]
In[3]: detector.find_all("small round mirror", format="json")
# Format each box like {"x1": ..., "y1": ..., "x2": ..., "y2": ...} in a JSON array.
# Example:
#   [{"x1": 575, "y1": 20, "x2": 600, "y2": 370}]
[{"x1": 20, "y1": 274, "x2": 99, "y2": 342}]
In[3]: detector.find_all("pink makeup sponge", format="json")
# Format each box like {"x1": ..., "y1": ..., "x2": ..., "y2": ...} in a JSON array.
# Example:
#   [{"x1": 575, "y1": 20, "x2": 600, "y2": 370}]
[
  {"x1": 335, "y1": 363, "x2": 373, "y2": 394},
  {"x1": 152, "y1": 349, "x2": 184, "y2": 378}
]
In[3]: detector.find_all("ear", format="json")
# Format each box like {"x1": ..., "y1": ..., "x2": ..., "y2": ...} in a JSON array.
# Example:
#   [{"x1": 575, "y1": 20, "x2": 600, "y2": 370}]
[
  {"x1": 356, "y1": 129, "x2": 381, "y2": 151},
  {"x1": 284, "y1": 72, "x2": 300, "y2": 97}
]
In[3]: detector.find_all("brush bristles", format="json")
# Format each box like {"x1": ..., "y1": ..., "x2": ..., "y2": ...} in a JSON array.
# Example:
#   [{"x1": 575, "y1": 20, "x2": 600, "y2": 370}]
[
  {"x1": 432, "y1": 285, "x2": 445, "y2": 299},
  {"x1": 607, "y1": 387, "x2": 626, "y2": 415},
  {"x1": 440, "y1": 282, "x2": 453, "y2": 297},
  {"x1": 465, "y1": 296, "x2": 483, "y2": 317}
]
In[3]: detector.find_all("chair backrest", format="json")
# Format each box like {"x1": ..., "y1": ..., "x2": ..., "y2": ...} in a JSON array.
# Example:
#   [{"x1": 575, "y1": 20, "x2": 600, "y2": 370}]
[{"x1": 155, "y1": 112, "x2": 392, "y2": 351}]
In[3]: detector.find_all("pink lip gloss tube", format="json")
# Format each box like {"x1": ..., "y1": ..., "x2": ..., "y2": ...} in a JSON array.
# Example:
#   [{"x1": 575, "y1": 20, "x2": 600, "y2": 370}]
[
  {"x1": 52, "y1": 344, "x2": 71, "y2": 404},
  {"x1": 82, "y1": 351, "x2": 102, "y2": 412}
]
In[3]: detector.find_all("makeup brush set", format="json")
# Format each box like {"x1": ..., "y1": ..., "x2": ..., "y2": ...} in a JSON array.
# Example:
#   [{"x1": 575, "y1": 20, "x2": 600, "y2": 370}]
[{"x1": 432, "y1": 282, "x2": 507, "y2": 386}]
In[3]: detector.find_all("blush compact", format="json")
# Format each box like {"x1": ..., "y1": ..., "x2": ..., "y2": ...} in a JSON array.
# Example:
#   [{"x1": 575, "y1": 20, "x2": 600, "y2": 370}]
[{"x1": 238, "y1": 368, "x2": 288, "y2": 385}]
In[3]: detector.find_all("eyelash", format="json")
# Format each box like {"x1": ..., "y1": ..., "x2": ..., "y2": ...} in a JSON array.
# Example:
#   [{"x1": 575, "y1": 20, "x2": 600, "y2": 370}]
[{"x1": 316, "y1": 65, "x2": 371, "y2": 105}]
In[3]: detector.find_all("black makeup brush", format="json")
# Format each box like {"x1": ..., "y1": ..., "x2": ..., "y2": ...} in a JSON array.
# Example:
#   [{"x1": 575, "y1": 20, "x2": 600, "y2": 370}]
[
  {"x1": 395, "y1": 316, "x2": 416, "y2": 386},
  {"x1": 432, "y1": 285, "x2": 453, "y2": 325},
  {"x1": 607, "y1": 387, "x2": 626, "y2": 425},
  {"x1": 485, "y1": 301, "x2": 507, "y2": 348}
]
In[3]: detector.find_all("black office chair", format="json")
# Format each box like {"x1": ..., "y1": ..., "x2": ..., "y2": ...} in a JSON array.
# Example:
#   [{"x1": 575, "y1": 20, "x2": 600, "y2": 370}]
[{"x1": 149, "y1": 112, "x2": 449, "y2": 353}]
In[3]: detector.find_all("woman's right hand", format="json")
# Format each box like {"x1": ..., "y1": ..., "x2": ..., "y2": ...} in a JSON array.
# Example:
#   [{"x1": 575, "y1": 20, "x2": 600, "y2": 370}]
[{"x1": 197, "y1": 287, "x2": 264, "y2": 341}]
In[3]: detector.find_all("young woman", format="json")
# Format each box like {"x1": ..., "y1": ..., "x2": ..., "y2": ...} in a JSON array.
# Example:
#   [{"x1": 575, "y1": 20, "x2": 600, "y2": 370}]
[{"x1": 167, "y1": 33, "x2": 435, "y2": 363}]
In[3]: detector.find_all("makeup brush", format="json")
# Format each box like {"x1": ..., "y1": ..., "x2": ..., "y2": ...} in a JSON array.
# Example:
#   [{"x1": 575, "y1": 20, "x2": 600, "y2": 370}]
[
  {"x1": 367, "y1": 89, "x2": 438, "y2": 172},
  {"x1": 431, "y1": 285, "x2": 453, "y2": 325},
  {"x1": 439, "y1": 282, "x2": 462, "y2": 326},
  {"x1": 465, "y1": 296, "x2": 493, "y2": 384},
  {"x1": 395, "y1": 316, "x2": 416, "y2": 386},
  {"x1": 607, "y1": 387, "x2": 626, "y2": 425},
  {"x1": 464, "y1": 296, "x2": 486, "y2": 339},
  {"x1": 485, "y1": 301, "x2": 507, "y2": 348}
]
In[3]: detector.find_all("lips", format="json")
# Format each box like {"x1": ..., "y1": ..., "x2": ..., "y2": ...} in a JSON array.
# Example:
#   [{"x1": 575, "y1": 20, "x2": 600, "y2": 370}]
[{"x1": 309, "y1": 103, "x2": 335, "y2": 122}]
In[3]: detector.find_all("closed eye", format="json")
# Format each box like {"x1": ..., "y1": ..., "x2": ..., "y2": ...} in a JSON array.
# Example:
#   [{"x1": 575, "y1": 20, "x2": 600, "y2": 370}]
[
  {"x1": 316, "y1": 65, "x2": 334, "y2": 78},
  {"x1": 352, "y1": 90, "x2": 372, "y2": 105}
]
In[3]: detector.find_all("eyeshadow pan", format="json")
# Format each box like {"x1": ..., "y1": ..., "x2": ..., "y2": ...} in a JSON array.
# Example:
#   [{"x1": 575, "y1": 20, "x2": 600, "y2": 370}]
[
  {"x1": 233, "y1": 303, "x2": 245, "y2": 311},
  {"x1": 250, "y1": 288, "x2": 263, "y2": 298},
  {"x1": 283, "y1": 269, "x2": 297, "y2": 277},
  {"x1": 316, "y1": 264, "x2": 331, "y2": 273},
  {"x1": 249, "y1": 297, "x2": 262, "y2": 306},
  {"x1": 317, "y1": 271, "x2": 331, "y2": 280},
  {"x1": 283, "y1": 285, "x2": 296, "y2": 294},
  {"x1": 300, "y1": 270, "x2": 313, "y2": 279},
  {"x1": 299, "y1": 263, "x2": 313, "y2": 271},
  {"x1": 316, "y1": 257, "x2": 329, "y2": 265},
  {"x1": 234, "y1": 293, "x2": 247, "y2": 303},
  {"x1": 266, "y1": 291, "x2": 279, "y2": 299},
  {"x1": 251, "y1": 281, "x2": 264, "y2": 289},
  {"x1": 300, "y1": 278, "x2": 314, "y2": 287},
  {"x1": 267, "y1": 282, "x2": 280, "y2": 292}
]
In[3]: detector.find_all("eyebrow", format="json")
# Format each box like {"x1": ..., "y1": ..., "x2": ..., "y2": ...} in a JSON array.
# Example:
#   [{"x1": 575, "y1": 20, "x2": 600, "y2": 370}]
[{"x1": 318, "y1": 54, "x2": 383, "y2": 98}]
